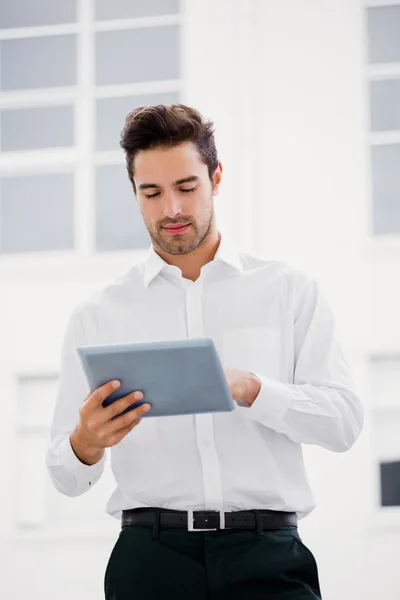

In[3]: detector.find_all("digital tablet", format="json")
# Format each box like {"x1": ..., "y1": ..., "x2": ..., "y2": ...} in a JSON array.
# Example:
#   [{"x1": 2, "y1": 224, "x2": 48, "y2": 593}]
[{"x1": 76, "y1": 337, "x2": 235, "y2": 418}]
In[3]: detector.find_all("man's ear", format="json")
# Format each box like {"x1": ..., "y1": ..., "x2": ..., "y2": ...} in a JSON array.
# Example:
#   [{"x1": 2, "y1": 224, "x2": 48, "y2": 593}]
[{"x1": 213, "y1": 161, "x2": 223, "y2": 195}]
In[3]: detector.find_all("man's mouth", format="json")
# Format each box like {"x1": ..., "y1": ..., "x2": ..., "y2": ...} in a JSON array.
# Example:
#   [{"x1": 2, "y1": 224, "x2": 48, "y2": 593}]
[{"x1": 162, "y1": 224, "x2": 191, "y2": 235}]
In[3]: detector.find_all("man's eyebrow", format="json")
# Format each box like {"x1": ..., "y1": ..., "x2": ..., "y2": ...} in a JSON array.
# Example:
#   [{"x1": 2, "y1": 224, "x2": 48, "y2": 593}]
[
  {"x1": 174, "y1": 175, "x2": 199, "y2": 186},
  {"x1": 138, "y1": 175, "x2": 200, "y2": 191}
]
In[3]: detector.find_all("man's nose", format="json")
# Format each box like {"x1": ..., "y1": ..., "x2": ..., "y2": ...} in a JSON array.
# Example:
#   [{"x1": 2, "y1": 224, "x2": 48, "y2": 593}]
[{"x1": 163, "y1": 193, "x2": 183, "y2": 219}]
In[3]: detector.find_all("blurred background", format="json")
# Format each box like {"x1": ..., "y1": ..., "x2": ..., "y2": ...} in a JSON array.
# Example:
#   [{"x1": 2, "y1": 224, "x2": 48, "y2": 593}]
[{"x1": 0, "y1": 0, "x2": 399, "y2": 598}]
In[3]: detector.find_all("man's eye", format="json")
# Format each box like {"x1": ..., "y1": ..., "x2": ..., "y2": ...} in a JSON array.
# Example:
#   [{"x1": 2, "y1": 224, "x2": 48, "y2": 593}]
[{"x1": 145, "y1": 187, "x2": 196, "y2": 199}]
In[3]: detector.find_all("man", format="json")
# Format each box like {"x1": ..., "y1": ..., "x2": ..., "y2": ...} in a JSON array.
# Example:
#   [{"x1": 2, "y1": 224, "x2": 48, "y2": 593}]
[{"x1": 46, "y1": 104, "x2": 364, "y2": 599}]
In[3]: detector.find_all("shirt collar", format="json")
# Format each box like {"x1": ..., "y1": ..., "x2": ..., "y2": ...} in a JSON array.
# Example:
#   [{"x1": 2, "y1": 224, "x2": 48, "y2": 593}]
[{"x1": 143, "y1": 230, "x2": 243, "y2": 288}]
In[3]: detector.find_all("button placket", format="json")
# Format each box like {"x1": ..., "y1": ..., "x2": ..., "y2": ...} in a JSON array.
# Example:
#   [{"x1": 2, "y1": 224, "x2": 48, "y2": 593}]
[{"x1": 185, "y1": 283, "x2": 224, "y2": 509}]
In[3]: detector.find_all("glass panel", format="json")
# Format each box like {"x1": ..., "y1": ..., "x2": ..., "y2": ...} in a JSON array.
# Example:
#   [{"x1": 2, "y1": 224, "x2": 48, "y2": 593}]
[
  {"x1": 95, "y1": 164, "x2": 150, "y2": 251},
  {"x1": 0, "y1": 173, "x2": 74, "y2": 253},
  {"x1": 1, "y1": 105, "x2": 74, "y2": 151},
  {"x1": 372, "y1": 411, "x2": 400, "y2": 463},
  {"x1": 1, "y1": 35, "x2": 77, "y2": 91},
  {"x1": 95, "y1": 0, "x2": 180, "y2": 20},
  {"x1": 95, "y1": 26, "x2": 180, "y2": 86},
  {"x1": 380, "y1": 461, "x2": 400, "y2": 507},
  {"x1": 17, "y1": 375, "x2": 59, "y2": 429},
  {"x1": 0, "y1": 0, "x2": 77, "y2": 28},
  {"x1": 367, "y1": 6, "x2": 400, "y2": 64},
  {"x1": 370, "y1": 79, "x2": 400, "y2": 132},
  {"x1": 372, "y1": 411, "x2": 400, "y2": 512},
  {"x1": 371, "y1": 144, "x2": 400, "y2": 235},
  {"x1": 370, "y1": 356, "x2": 400, "y2": 408},
  {"x1": 96, "y1": 92, "x2": 180, "y2": 151}
]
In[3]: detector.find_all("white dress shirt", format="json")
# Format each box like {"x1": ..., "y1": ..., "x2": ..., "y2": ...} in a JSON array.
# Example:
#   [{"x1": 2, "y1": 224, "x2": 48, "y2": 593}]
[{"x1": 46, "y1": 231, "x2": 364, "y2": 521}]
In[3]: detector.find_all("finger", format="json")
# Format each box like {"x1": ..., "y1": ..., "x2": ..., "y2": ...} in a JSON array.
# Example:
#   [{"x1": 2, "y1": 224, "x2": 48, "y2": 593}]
[
  {"x1": 84, "y1": 380, "x2": 121, "y2": 411},
  {"x1": 104, "y1": 403, "x2": 151, "y2": 436},
  {"x1": 105, "y1": 390, "x2": 145, "y2": 420}
]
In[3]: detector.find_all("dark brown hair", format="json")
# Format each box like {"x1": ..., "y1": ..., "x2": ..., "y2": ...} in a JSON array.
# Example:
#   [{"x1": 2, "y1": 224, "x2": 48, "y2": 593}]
[{"x1": 120, "y1": 104, "x2": 218, "y2": 194}]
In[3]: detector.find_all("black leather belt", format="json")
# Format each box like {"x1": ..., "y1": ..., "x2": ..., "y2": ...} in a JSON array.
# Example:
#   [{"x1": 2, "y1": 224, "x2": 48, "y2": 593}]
[{"x1": 121, "y1": 508, "x2": 297, "y2": 532}]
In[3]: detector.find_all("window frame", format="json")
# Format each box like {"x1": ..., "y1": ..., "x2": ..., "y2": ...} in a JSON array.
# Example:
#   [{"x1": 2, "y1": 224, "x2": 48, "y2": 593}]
[
  {"x1": 366, "y1": 1, "x2": 400, "y2": 245},
  {"x1": 0, "y1": 0, "x2": 182, "y2": 269}
]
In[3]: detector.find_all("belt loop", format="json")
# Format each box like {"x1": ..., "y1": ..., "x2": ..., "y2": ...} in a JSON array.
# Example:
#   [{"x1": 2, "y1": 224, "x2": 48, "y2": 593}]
[
  {"x1": 151, "y1": 508, "x2": 161, "y2": 540},
  {"x1": 252, "y1": 510, "x2": 264, "y2": 536}
]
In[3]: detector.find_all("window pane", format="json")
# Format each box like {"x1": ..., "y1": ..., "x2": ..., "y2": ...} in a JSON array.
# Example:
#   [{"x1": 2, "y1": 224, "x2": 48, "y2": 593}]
[
  {"x1": 0, "y1": 173, "x2": 74, "y2": 253},
  {"x1": 0, "y1": 0, "x2": 77, "y2": 28},
  {"x1": 95, "y1": 0, "x2": 180, "y2": 20},
  {"x1": 367, "y1": 6, "x2": 400, "y2": 64},
  {"x1": 1, "y1": 35, "x2": 77, "y2": 91},
  {"x1": 373, "y1": 411, "x2": 400, "y2": 461},
  {"x1": 95, "y1": 26, "x2": 180, "y2": 86},
  {"x1": 371, "y1": 144, "x2": 400, "y2": 235},
  {"x1": 380, "y1": 461, "x2": 400, "y2": 507},
  {"x1": 96, "y1": 92, "x2": 180, "y2": 151},
  {"x1": 370, "y1": 356, "x2": 400, "y2": 408},
  {"x1": 1, "y1": 105, "x2": 74, "y2": 151},
  {"x1": 95, "y1": 164, "x2": 150, "y2": 251},
  {"x1": 18, "y1": 375, "x2": 59, "y2": 429},
  {"x1": 370, "y1": 79, "x2": 400, "y2": 132}
]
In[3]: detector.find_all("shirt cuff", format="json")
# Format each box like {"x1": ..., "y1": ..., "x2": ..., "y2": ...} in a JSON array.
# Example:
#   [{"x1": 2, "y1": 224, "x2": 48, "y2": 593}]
[
  {"x1": 59, "y1": 434, "x2": 106, "y2": 484},
  {"x1": 236, "y1": 373, "x2": 292, "y2": 428}
]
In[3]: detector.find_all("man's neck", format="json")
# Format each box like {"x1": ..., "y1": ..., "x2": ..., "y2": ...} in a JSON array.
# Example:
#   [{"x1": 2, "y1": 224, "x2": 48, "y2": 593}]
[{"x1": 154, "y1": 228, "x2": 221, "y2": 282}]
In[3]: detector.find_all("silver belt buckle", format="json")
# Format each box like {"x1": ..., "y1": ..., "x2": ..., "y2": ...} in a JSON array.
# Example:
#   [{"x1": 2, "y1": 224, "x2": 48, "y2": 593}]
[{"x1": 187, "y1": 509, "x2": 225, "y2": 532}]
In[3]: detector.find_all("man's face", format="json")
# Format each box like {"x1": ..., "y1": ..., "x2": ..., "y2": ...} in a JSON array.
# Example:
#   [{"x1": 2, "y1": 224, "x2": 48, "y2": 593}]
[{"x1": 132, "y1": 142, "x2": 221, "y2": 256}]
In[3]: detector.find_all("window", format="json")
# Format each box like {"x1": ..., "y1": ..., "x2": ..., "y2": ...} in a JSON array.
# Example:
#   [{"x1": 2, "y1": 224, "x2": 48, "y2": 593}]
[
  {"x1": 95, "y1": 164, "x2": 150, "y2": 251},
  {"x1": 94, "y1": 0, "x2": 180, "y2": 21},
  {"x1": 1, "y1": 35, "x2": 77, "y2": 91},
  {"x1": 1, "y1": 105, "x2": 75, "y2": 152},
  {"x1": 380, "y1": 461, "x2": 400, "y2": 506},
  {"x1": 370, "y1": 79, "x2": 400, "y2": 131},
  {"x1": 95, "y1": 26, "x2": 180, "y2": 86},
  {"x1": 370, "y1": 145, "x2": 400, "y2": 234},
  {"x1": 0, "y1": 0, "x2": 181, "y2": 257},
  {"x1": 367, "y1": 5, "x2": 400, "y2": 63},
  {"x1": 95, "y1": 92, "x2": 179, "y2": 151},
  {"x1": 369, "y1": 355, "x2": 400, "y2": 508},
  {"x1": 366, "y1": 3, "x2": 400, "y2": 237},
  {"x1": 0, "y1": 173, "x2": 75, "y2": 253},
  {"x1": 0, "y1": 0, "x2": 77, "y2": 29}
]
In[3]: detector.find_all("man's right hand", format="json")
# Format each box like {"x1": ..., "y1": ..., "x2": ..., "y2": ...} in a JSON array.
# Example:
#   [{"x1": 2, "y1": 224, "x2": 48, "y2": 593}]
[{"x1": 70, "y1": 380, "x2": 151, "y2": 465}]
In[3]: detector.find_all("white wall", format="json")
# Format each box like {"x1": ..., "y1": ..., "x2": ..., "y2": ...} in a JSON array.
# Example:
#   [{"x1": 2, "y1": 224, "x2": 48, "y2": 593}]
[
  {"x1": 183, "y1": 0, "x2": 391, "y2": 598},
  {"x1": 1, "y1": 1, "x2": 397, "y2": 598}
]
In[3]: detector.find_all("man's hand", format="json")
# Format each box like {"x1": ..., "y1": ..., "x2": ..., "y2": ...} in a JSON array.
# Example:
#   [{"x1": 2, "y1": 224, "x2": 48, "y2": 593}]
[
  {"x1": 70, "y1": 380, "x2": 151, "y2": 465},
  {"x1": 224, "y1": 368, "x2": 261, "y2": 407}
]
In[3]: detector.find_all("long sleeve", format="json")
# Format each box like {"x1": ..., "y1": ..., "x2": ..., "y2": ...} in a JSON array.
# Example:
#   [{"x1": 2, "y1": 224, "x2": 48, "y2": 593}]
[
  {"x1": 45, "y1": 305, "x2": 107, "y2": 496},
  {"x1": 237, "y1": 273, "x2": 364, "y2": 452}
]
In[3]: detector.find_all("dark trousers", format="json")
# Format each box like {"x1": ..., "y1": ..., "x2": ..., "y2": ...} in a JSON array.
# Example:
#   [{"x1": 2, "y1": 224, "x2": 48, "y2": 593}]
[{"x1": 104, "y1": 520, "x2": 322, "y2": 599}]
